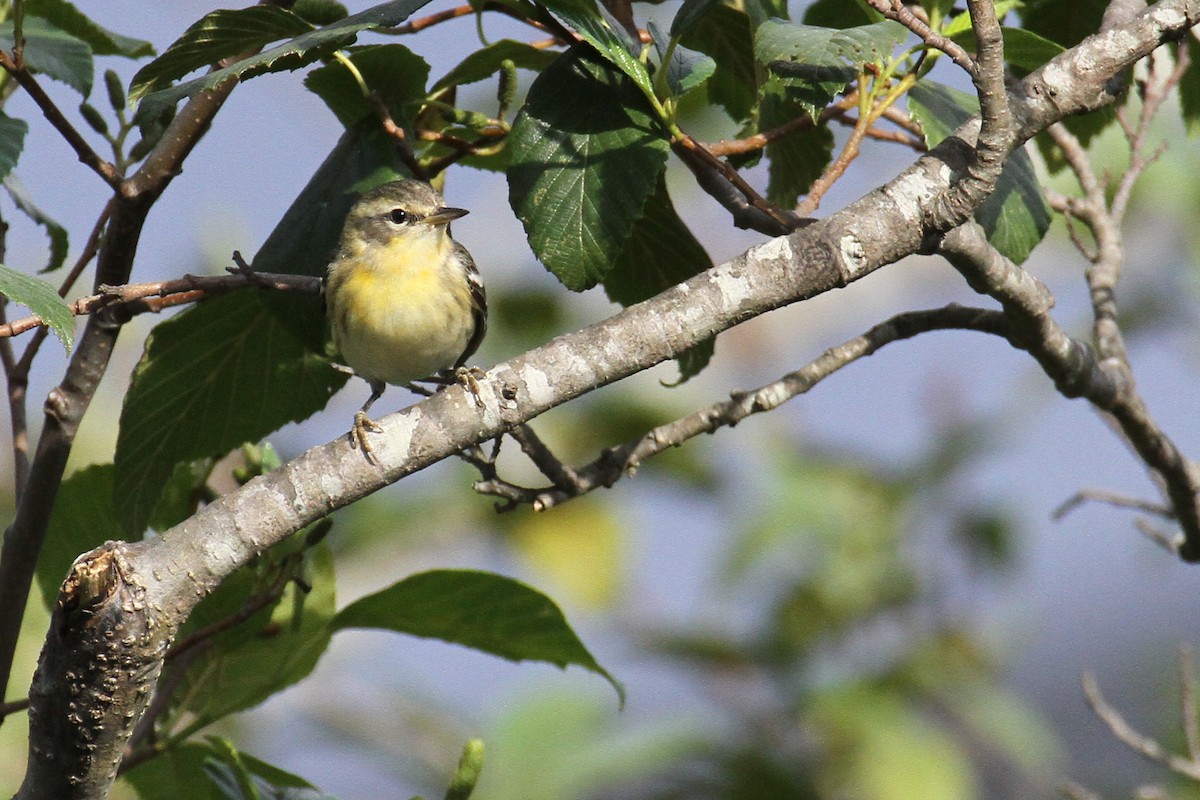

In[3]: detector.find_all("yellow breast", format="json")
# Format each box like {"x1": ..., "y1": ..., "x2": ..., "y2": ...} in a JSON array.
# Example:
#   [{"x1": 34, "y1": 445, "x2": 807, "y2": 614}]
[{"x1": 327, "y1": 231, "x2": 474, "y2": 386}]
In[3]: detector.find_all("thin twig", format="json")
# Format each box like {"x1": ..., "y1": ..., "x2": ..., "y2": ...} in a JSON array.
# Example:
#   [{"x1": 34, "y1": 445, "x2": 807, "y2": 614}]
[
  {"x1": 1051, "y1": 488, "x2": 1173, "y2": 521},
  {"x1": 0, "y1": 52, "x2": 120, "y2": 188},
  {"x1": 475, "y1": 305, "x2": 1009, "y2": 510},
  {"x1": 707, "y1": 93, "x2": 859, "y2": 156},
  {"x1": 1082, "y1": 671, "x2": 1200, "y2": 781},
  {"x1": 864, "y1": 0, "x2": 978, "y2": 76}
]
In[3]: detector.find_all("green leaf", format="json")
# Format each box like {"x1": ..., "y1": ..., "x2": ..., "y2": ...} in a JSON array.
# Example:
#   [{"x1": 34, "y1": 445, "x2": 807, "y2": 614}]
[
  {"x1": 648, "y1": 21, "x2": 715, "y2": 98},
  {"x1": 921, "y1": 0, "x2": 957, "y2": 28},
  {"x1": 755, "y1": 19, "x2": 907, "y2": 117},
  {"x1": 670, "y1": 0, "x2": 722, "y2": 38},
  {"x1": 24, "y1": 0, "x2": 154, "y2": 58},
  {"x1": 0, "y1": 113, "x2": 29, "y2": 184},
  {"x1": 4, "y1": 175, "x2": 69, "y2": 272},
  {"x1": 36, "y1": 464, "x2": 121, "y2": 611},
  {"x1": 680, "y1": 3, "x2": 757, "y2": 122},
  {"x1": 940, "y1": 0, "x2": 1023, "y2": 37},
  {"x1": 134, "y1": 0, "x2": 435, "y2": 120},
  {"x1": 907, "y1": 81, "x2": 1050, "y2": 264},
  {"x1": 757, "y1": 77, "x2": 835, "y2": 207},
  {"x1": 1182, "y1": 34, "x2": 1200, "y2": 137},
  {"x1": 948, "y1": 26, "x2": 1064, "y2": 74},
  {"x1": 801, "y1": 0, "x2": 881, "y2": 27},
  {"x1": 129, "y1": 6, "x2": 314, "y2": 103},
  {"x1": 0, "y1": 263, "x2": 73, "y2": 349},
  {"x1": 508, "y1": 45, "x2": 669, "y2": 290},
  {"x1": 335, "y1": 569, "x2": 623, "y2": 702},
  {"x1": 602, "y1": 176, "x2": 715, "y2": 380},
  {"x1": 433, "y1": 38, "x2": 557, "y2": 91},
  {"x1": 1019, "y1": 0, "x2": 1106, "y2": 48},
  {"x1": 171, "y1": 536, "x2": 335, "y2": 730},
  {"x1": 113, "y1": 291, "x2": 347, "y2": 535},
  {"x1": 251, "y1": 119, "x2": 410, "y2": 349},
  {"x1": 539, "y1": 0, "x2": 656, "y2": 98},
  {"x1": 0, "y1": 17, "x2": 93, "y2": 96},
  {"x1": 304, "y1": 43, "x2": 428, "y2": 127},
  {"x1": 124, "y1": 740, "x2": 328, "y2": 800}
]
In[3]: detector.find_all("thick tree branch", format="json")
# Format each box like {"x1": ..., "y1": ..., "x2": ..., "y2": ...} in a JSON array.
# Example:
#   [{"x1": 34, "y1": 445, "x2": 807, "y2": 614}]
[
  {"x1": 475, "y1": 306, "x2": 1010, "y2": 510},
  {"x1": 15, "y1": 2, "x2": 1200, "y2": 796}
]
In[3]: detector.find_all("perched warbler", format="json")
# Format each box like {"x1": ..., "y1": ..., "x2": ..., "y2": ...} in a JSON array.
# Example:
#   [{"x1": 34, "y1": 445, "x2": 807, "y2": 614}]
[{"x1": 325, "y1": 179, "x2": 486, "y2": 462}]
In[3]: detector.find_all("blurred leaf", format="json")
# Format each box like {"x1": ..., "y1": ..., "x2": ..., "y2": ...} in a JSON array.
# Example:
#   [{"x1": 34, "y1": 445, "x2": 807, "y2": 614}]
[
  {"x1": 0, "y1": 263, "x2": 73, "y2": 350},
  {"x1": 433, "y1": 38, "x2": 557, "y2": 91},
  {"x1": 444, "y1": 739, "x2": 486, "y2": 800},
  {"x1": 540, "y1": 0, "x2": 655, "y2": 98},
  {"x1": 148, "y1": 458, "x2": 216, "y2": 533},
  {"x1": 36, "y1": 464, "x2": 121, "y2": 611},
  {"x1": 919, "y1": 0, "x2": 957, "y2": 28},
  {"x1": 4, "y1": 174, "x2": 69, "y2": 272},
  {"x1": 680, "y1": 3, "x2": 757, "y2": 122},
  {"x1": 602, "y1": 176, "x2": 715, "y2": 379},
  {"x1": 508, "y1": 500, "x2": 623, "y2": 609},
  {"x1": 802, "y1": 0, "x2": 881, "y2": 27},
  {"x1": 939, "y1": 0, "x2": 1023, "y2": 36},
  {"x1": 952, "y1": 508, "x2": 1016, "y2": 569},
  {"x1": 304, "y1": 43, "x2": 428, "y2": 127},
  {"x1": 491, "y1": 289, "x2": 567, "y2": 351},
  {"x1": 755, "y1": 19, "x2": 907, "y2": 117},
  {"x1": 24, "y1": 0, "x2": 154, "y2": 58},
  {"x1": 1182, "y1": 35, "x2": 1200, "y2": 137},
  {"x1": 948, "y1": 26, "x2": 1064, "y2": 74},
  {"x1": 0, "y1": 16, "x2": 93, "y2": 96},
  {"x1": 1019, "y1": 0, "x2": 1106, "y2": 48},
  {"x1": 112, "y1": 291, "x2": 347, "y2": 535},
  {"x1": 811, "y1": 684, "x2": 976, "y2": 800},
  {"x1": 171, "y1": 538, "x2": 335, "y2": 730},
  {"x1": 293, "y1": 0, "x2": 350, "y2": 26},
  {"x1": 134, "y1": 0, "x2": 435, "y2": 120},
  {"x1": 508, "y1": 45, "x2": 669, "y2": 291},
  {"x1": 757, "y1": 77, "x2": 835, "y2": 207},
  {"x1": 907, "y1": 80, "x2": 1050, "y2": 264},
  {"x1": 334, "y1": 568, "x2": 624, "y2": 702},
  {"x1": 0, "y1": 113, "x2": 28, "y2": 184},
  {"x1": 130, "y1": 6, "x2": 314, "y2": 103}
]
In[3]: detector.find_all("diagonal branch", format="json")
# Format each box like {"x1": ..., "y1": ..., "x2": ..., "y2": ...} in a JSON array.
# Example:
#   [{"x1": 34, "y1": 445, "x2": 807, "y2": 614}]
[{"x1": 475, "y1": 306, "x2": 1010, "y2": 510}]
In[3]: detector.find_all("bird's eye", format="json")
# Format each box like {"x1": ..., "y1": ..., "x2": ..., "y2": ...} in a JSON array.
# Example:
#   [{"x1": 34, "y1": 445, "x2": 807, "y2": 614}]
[{"x1": 388, "y1": 208, "x2": 409, "y2": 224}]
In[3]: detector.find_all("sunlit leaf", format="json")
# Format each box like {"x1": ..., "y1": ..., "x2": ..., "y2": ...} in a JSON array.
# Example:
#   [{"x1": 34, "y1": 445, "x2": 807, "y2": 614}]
[
  {"x1": 0, "y1": 16, "x2": 93, "y2": 96},
  {"x1": 0, "y1": 263, "x2": 73, "y2": 350}
]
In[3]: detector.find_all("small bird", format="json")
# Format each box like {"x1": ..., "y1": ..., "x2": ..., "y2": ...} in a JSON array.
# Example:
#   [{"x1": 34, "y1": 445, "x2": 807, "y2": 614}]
[{"x1": 325, "y1": 179, "x2": 486, "y2": 462}]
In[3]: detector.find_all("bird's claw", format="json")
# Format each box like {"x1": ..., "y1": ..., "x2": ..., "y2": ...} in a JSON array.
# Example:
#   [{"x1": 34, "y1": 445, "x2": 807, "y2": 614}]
[
  {"x1": 456, "y1": 366, "x2": 486, "y2": 409},
  {"x1": 351, "y1": 410, "x2": 383, "y2": 465}
]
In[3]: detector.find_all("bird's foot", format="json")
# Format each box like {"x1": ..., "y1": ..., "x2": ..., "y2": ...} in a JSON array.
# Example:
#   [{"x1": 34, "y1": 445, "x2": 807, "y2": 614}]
[
  {"x1": 455, "y1": 365, "x2": 486, "y2": 409},
  {"x1": 351, "y1": 410, "x2": 383, "y2": 465}
]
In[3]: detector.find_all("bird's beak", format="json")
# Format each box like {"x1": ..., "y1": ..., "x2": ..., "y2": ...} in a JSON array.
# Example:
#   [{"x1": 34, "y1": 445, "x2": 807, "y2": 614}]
[{"x1": 425, "y1": 206, "x2": 469, "y2": 226}]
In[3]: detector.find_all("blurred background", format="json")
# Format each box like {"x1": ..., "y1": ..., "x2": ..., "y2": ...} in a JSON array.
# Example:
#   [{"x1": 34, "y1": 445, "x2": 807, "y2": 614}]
[{"x1": 2, "y1": 2, "x2": 1200, "y2": 797}]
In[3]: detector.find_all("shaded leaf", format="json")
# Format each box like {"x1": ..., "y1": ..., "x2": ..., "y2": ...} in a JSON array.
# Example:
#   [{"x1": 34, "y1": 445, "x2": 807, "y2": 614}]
[
  {"x1": 907, "y1": 80, "x2": 1050, "y2": 264},
  {"x1": 130, "y1": 6, "x2": 313, "y2": 103},
  {"x1": 124, "y1": 740, "x2": 328, "y2": 800},
  {"x1": 171, "y1": 538, "x2": 335, "y2": 729},
  {"x1": 948, "y1": 25, "x2": 1064, "y2": 74},
  {"x1": 304, "y1": 43, "x2": 428, "y2": 127},
  {"x1": 433, "y1": 38, "x2": 557, "y2": 91},
  {"x1": 508, "y1": 45, "x2": 668, "y2": 290},
  {"x1": 539, "y1": 0, "x2": 655, "y2": 98},
  {"x1": 1182, "y1": 34, "x2": 1200, "y2": 137},
  {"x1": 113, "y1": 291, "x2": 347, "y2": 535},
  {"x1": 680, "y1": 3, "x2": 757, "y2": 122},
  {"x1": 334, "y1": 568, "x2": 624, "y2": 702},
  {"x1": 649, "y1": 21, "x2": 715, "y2": 98},
  {"x1": 4, "y1": 175, "x2": 69, "y2": 272},
  {"x1": 0, "y1": 113, "x2": 29, "y2": 184},
  {"x1": 801, "y1": 0, "x2": 881, "y2": 27},
  {"x1": 24, "y1": 0, "x2": 154, "y2": 58},
  {"x1": 134, "y1": 0, "x2": 435, "y2": 121},
  {"x1": 757, "y1": 77, "x2": 835, "y2": 207},
  {"x1": 0, "y1": 16, "x2": 93, "y2": 96},
  {"x1": 36, "y1": 464, "x2": 121, "y2": 611},
  {"x1": 602, "y1": 177, "x2": 715, "y2": 380},
  {"x1": 0, "y1": 263, "x2": 73, "y2": 350},
  {"x1": 1019, "y1": 0, "x2": 1106, "y2": 48},
  {"x1": 670, "y1": 0, "x2": 722, "y2": 38}
]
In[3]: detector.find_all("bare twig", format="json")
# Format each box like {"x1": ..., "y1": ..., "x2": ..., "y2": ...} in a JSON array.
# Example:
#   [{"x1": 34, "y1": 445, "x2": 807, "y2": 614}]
[
  {"x1": 1082, "y1": 671, "x2": 1200, "y2": 781},
  {"x1": 1052, "y1": 489, "x2": 1173, "y2": 521},
  {"x1": 0, "y1": 52, "x2": 120, "y2": 188},
  {"x1": 864, "y1": 0, "x2": 978, "y2": 76},
  {"x1": 475, "y1": 305, "x2": 1009, "y2": 510}
]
